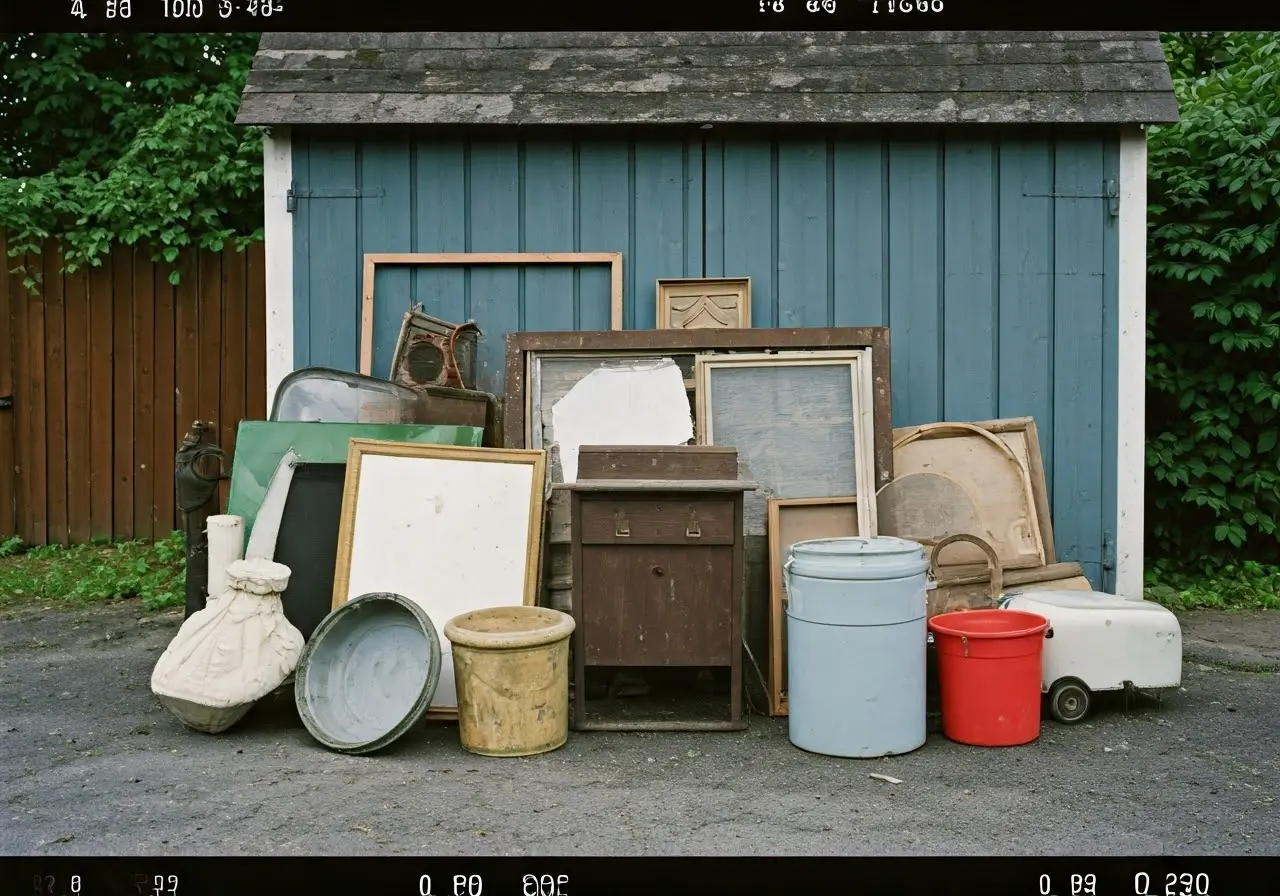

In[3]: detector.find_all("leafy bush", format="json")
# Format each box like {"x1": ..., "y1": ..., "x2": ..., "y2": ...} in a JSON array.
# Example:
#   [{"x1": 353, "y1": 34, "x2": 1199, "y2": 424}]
[
  {"x1": 1145, "y1": 558, "x2": 1280, "y2": 610},
  {"x1": 0, "y1": 33, "x2": 264, "y2": 285},
  {"x1": 0, "y1": 531, "x2": 187, "y2": 610},
  {"x1": 1145, "y1": 32, "x2": 1280, "y2": 565}
]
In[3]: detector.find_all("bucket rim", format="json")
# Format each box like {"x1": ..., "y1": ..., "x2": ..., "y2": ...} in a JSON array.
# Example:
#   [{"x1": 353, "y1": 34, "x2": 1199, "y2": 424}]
[
  {"x1": 789, "y1": 535, "x2": 927, "y2": 557},
  {"x1": 294, "y1": 591, "x2": 442, "y2": 754},
  {"x1": 927, "y1": 608, "x2": 1048, "y2": 639},
  {"x1": 444, "y1": 605, "x2": 575, "y2": 650}
]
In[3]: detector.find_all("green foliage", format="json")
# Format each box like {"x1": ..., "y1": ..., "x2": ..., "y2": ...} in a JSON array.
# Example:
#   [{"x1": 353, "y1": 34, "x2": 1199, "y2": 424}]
[
  {"x1": 1145, "y1": 32, "x2": 1280, "y2": 564},
  {"x1": 0, "y1": 33, "x2": 264, "y2": 285},
  {"x1": 1144, "y1": 558, "x2": 1280, "y2": 610},
  {"x1": 0, "y1": 531, "x2": 186, "y2": 611}
]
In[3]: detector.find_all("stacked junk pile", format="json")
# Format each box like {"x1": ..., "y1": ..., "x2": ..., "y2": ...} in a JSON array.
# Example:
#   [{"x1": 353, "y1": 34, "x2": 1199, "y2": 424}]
[{"x1": 155, "y1": 280, "x2": 1184, "y2": 760}]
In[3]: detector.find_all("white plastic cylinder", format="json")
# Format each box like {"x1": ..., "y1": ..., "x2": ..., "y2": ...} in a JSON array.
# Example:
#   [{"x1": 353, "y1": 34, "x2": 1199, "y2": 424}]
[
  {"x1": 206, "y1": 515, "x2": 245, "y2": 599},
  {"x1": 785, "y1": 536, "x2": 930, "y2": 758}
]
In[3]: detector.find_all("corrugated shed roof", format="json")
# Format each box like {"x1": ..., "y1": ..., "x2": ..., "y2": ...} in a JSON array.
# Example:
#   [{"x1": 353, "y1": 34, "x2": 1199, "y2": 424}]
[{"x1": 235, "y1": 31, "x2": 1180, "y2": 127}]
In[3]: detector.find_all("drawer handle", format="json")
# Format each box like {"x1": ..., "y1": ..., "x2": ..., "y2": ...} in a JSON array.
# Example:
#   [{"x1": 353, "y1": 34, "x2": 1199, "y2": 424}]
[
  {"x1": 615, "y1": 510, "x2": 630, "y2": 537},
  {"x1": 686, "y1": 513, "x2": 701, "y2": 539}
]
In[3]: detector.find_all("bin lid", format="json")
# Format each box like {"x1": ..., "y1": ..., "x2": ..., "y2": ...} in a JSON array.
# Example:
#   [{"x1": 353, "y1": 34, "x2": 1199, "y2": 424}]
[
  {"x1": 788, "y1": 536, "x2": 929, "y2": 581},
  {"x1": 1002, "y1": 590, "x2": 1172, "y2": 614}
]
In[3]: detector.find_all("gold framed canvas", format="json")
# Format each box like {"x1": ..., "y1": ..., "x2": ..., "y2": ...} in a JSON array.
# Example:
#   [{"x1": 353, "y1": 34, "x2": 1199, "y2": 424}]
[
  {"x1": 331, "y1": 438, "x2": 547, "y2": 716},
  {"x1": 656, "y1": 277, "x2": 751, "y2": 330}
]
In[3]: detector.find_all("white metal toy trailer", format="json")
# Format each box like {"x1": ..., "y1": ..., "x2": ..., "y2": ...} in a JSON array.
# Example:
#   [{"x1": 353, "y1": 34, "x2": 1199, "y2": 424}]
[{"x1": 998, "y1": 590, "x2": 1183, "y2": 724}]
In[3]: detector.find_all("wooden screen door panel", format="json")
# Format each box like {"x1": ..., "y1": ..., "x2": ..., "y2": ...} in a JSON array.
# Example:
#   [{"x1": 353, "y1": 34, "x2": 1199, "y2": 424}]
[{"x1": 580, "y1": 544, "x2": 733, "y2": 667}]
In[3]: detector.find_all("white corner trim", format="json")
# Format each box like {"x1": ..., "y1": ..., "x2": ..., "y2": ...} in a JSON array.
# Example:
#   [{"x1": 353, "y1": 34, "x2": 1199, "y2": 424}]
[
  {"x1": 262, "y1": 127, "x2": 294, "y2": 416},
  {"x1": 1116, "y1": 126, "x2": 1148, "y2": 600}
]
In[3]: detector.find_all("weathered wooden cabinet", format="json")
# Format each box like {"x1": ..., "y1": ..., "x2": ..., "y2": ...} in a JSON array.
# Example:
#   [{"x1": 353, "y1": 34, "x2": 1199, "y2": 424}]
[{"x1": 566, "y1": 446, "x2": 753, "y2": 731}]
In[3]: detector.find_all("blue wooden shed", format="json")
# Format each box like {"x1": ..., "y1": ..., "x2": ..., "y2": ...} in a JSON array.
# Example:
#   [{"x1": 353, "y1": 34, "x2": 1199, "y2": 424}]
[{"x1": 236, "y1": 31, "x2": 1178, "y2": 597}]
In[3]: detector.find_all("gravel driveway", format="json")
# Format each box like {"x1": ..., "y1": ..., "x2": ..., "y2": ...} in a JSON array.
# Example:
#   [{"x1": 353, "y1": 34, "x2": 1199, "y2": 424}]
[{"x1": 1, "y1": 601, "x2": 1276, "y2": 856}]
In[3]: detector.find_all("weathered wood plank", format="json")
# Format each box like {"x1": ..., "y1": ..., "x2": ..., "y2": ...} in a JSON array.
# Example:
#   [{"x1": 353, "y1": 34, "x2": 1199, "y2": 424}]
[
  {"x1": 14, "y1": 249, "x2": 46, "y2": 544},
  {"x1": 289, "y1": 132, "x2": 312, "y2": 369},
  {"x1": 996, "y1": 140, "x2": 1057, "y2": 494},
  {"x1": 87, "y1": 261, "x2": 115, "y2": 541},
  {"x1": 0, "y1": 235, "x2": 14, "y2": 540},
  {"x1": 941, "y1": 138, "x2": 999, "y2": 421},
  {"x1": 631, "y1": 141, "x2": 700, "y2": 329},
  {"x1": 197, "y1": 250, "x2": 224, "y2": 432},
  {"x1": 360, "y1": 139, "x2": 414, "y2": 377},
  {"x1": 886, "y1": 140, "x2": 942, "y2": 427},
  {"x1": 1051, "y1": 139, "x2": 1109, "y2": 587},
  {"x1": 832, "y1": 139, "x2": 888, "y2": 327},
  {"x1": 152, "y1": 261, "x2": 177, "y2": 535},
  {"x1": 466, "y1": 141, "x2": 522, "y2": 393},
  {"x1": 131, "y1": 248, "x2": 155, "y2": 542},
  {"x1": 248, "y1": 41, "x2": 1168, "y2": 74},
  {"x1": 248, "y1": 62, "x2": 1174, "y2": 96},
  {"x1": 776, "y1": 140, "x2": 831, "y2": 328},
  {"x1": 716, "y1": 141, "x2": 775, "y2": 326},
  {"x1": 110, "y1": 246, "x2": 134, "y2": 540},
  {"x1": 521, "y1": 142, "x2": 578, "y2": 331},
  {"x1": 299, "y1": 139, "x2": 361, "y2": 370},
  {"x1": 258, "y1": 32, "x2": 1159, "y2": 53},
  {"x1": 42, "y1": 244, "x2": 69, "y2": 546},
  {"x1": 174, "y1": 254, "x2": 201, "y2": 453},
  {"x1": 237, "y1": 90, "x2": 1180, "y2": 127},
  {"x1": 409, "y1": 140, "x2": 468, "y2": 321},
  {"x1": 1099, "y1": 138, "x2": 1122, "y2": 594},
  {"x1": 574, "y1": 141, "x2": 631, "y2": 331}
]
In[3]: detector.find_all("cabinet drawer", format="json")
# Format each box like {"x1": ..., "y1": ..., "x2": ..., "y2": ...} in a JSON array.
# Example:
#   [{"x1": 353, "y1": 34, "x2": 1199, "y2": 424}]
[{"x1": 578, "y1": 499, "x2": 735, "y2": 545}]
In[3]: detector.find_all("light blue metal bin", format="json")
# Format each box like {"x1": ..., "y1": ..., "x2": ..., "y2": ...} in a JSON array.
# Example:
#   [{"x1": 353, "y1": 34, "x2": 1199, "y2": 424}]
[{"x1": 784, "y1": 536, "x2": 930, "y2": 758}]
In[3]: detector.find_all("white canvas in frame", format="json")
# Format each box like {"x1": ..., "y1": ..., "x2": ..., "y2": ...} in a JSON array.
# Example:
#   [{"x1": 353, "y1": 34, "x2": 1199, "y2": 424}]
[
  {"x1": 695, "y1": 351, "x2": 878, "y2": 538},
  {"x1": 331, "y1": 440, "x2": 546, "y2": 713}
]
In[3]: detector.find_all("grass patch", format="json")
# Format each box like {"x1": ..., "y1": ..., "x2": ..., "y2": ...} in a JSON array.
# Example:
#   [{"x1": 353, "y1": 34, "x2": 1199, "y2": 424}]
[
  {"x1": 0, "y1": 531, "x2": 186, "y2": 611},
  {"x1": 1144, "y1": 559, "x2": 1280, "y2": 611}
]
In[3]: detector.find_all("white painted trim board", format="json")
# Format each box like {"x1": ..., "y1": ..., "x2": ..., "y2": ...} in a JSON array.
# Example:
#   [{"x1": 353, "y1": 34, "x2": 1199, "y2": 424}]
[
  {"x1": 1116, "y1": 125, "x2": 1148, "y2": 600},
  {"x1": 262, "y1": 127, "x2": 294, "y2": 416}
]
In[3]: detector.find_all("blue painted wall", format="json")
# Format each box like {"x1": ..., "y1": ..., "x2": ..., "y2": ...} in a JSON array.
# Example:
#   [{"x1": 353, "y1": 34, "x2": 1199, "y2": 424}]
[{"x1": 291, "y1": 129, "x2": 1120, "y2": 588}]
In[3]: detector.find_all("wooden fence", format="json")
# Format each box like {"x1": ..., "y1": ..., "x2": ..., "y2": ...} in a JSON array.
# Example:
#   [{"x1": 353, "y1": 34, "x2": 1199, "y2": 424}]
[{"x1": 0, "y1": 235, "x2": 267, "y2": 546}]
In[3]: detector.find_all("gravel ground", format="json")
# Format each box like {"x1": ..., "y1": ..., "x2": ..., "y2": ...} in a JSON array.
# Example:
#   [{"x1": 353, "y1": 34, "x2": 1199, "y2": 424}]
[{"x1": 0, "y1": 601, "x2": 1276, "y2": 856}]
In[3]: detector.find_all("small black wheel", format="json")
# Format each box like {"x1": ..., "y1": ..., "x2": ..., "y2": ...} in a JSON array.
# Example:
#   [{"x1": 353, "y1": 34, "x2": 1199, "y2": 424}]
[{"x1": 1049, "y1": 680, "x2": 1090, "y2": 724}]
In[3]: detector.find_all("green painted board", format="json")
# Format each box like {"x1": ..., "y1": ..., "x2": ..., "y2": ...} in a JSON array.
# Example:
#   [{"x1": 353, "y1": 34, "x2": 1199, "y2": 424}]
[{"x1": 225, "y1": 421, "x2": 484, "y2": 539}]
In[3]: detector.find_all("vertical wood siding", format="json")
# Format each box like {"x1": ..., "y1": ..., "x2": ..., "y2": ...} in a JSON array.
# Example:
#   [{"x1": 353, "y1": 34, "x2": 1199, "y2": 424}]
[
  {"x1": 0, "y1": 239, "x2": 268, "y2": 545},
  {"x1": 292, "y1": 130, "x2": 1120, "y2": 588}
]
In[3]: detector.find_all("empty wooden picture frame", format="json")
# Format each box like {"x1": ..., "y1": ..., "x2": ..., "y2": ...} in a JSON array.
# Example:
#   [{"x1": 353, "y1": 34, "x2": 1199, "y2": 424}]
[
  {"x1": 359, "y1": 252, "x2": 625, "y2": 375},
  {"x1": 503, "y1": 329, "x2": 895, "y2": 494},
  {"x1": 331, "y1": 439, "x2": 547, "y2": 715},
  {"x1": 767, "y1": 497, "x2": 859, "y2": 717},
  {"x1": 656, "y1": 277, "x2": 752, "y2": 329},
  {"x1": 525, "y1": 351, "x2": 698, "y2": 453},
  {"x1": 695, "y1": 351, "x2": 879, "y2": 540}
]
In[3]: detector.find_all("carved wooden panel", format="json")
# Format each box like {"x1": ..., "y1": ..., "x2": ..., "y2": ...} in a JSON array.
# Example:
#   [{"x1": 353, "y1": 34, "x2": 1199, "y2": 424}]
[{"x1": 656, "y1": 278, "x2": 751, "y2": 330}]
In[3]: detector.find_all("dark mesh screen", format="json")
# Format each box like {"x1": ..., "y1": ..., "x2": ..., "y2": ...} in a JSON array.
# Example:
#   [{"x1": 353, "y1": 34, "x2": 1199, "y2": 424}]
[{"x1": 276, "y1": 463, "x2": 347, "y2": 640}]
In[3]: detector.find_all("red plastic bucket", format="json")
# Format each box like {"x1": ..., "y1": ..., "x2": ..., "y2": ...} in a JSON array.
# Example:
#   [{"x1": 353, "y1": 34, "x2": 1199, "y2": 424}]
[{"x1": 928, "y1": 609, "x2": 1049, "y2": 747}]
